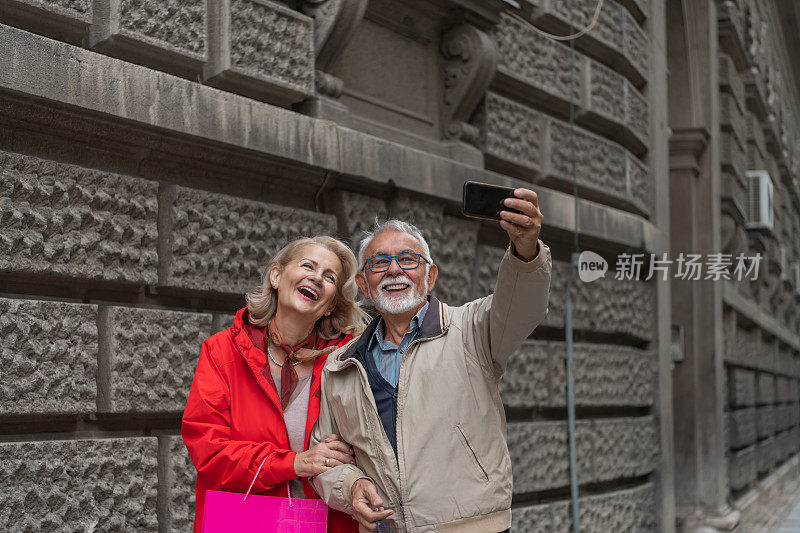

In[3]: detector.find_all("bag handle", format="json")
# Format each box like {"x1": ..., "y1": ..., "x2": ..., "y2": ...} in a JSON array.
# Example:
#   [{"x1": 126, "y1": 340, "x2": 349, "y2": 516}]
[{"x1": 242, "y1": 456, "x2": 294, "y2": 507}]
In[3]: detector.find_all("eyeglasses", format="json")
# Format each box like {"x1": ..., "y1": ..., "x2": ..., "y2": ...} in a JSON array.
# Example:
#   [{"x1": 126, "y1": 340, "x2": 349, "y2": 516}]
[{"x1": 361, "y1": 253, "x2": 430, "y2": 273}]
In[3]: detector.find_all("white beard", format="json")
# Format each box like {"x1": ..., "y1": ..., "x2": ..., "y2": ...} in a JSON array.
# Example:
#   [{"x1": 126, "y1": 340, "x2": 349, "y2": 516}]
[{"x1": 369, "y1": 271, "x2": 428, "y2": 315}]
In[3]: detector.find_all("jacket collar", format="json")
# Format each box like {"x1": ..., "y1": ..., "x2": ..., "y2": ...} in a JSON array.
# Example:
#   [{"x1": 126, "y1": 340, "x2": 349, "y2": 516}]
[
  {"x1": 229, "y1": 307, "x2": 326, "y2": 412},
  {"x1": 336, "y1": 295, "x2": 448, "y2": 365}
]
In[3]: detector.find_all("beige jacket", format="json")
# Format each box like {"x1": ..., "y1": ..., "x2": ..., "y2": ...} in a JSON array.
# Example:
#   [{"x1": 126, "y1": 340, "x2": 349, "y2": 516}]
[{"x1": 311, "y1": 242, "x2": 551, "y2": 532}]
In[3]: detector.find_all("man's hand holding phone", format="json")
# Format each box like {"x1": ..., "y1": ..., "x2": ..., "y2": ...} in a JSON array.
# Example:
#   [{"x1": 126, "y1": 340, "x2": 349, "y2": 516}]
[{"x1": 462, "y1": 181, "x2": 543, "y2": 261}]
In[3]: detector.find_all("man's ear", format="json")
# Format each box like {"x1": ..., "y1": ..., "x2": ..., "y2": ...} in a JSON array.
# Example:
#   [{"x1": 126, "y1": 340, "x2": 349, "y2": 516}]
[
  {"x1": 355, "y1": 272, "x2": 370, "y2": 299},
  {"x1": 426, "y1": 264, "x2": 438, "y2": 293}
]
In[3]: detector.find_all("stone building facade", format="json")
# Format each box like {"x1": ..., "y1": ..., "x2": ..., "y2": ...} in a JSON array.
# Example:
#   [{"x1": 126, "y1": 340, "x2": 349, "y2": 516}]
[{"x1": 0, "y1": 0, "x2": 796, "y2": 531}]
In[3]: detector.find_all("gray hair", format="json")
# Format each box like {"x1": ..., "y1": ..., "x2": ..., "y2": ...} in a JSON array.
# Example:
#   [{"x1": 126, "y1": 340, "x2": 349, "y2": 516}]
[{"x1": 357, "y1": 219, "x2": 433, "y2": 268}]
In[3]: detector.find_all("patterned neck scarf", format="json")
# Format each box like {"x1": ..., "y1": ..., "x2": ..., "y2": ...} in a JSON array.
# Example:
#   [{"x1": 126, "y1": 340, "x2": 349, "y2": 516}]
[{"x1": 268, "y1": 321, "x2": 320, "y2": 409}]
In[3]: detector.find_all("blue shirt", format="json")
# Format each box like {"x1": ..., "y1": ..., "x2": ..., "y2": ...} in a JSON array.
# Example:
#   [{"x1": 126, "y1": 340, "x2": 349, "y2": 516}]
[{"x1": 367, "y1": 302, "x2": 429, "y2": 388}]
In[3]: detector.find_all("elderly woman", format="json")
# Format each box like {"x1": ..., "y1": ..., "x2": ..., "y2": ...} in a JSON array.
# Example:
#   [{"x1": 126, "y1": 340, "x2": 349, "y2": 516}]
[{"x1": 182, "y1": 236, "x2": 367, "y2": 533}]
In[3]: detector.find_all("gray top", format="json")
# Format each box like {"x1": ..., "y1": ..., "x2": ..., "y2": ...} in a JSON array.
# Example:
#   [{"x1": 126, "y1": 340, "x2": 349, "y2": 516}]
[{"x1": 273, "y1": 371, "x2": 313, "y2": 498}]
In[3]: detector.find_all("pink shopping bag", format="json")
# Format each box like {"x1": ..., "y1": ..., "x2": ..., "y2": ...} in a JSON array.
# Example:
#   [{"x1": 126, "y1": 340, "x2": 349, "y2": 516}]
[{"x1": 202, "y1": 457, "x2": 328, "y2": 532}]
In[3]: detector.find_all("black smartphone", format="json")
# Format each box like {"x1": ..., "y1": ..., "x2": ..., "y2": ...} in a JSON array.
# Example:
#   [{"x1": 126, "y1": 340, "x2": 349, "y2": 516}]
[{"x1": 461, "y1": 181, "x2": 522, "y2": 221}]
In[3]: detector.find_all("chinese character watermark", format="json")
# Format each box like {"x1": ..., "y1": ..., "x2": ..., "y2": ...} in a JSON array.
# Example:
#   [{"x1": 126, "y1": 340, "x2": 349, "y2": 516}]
[{"x1": 578, "y1": 251, "x2": 762, "y2": 283}]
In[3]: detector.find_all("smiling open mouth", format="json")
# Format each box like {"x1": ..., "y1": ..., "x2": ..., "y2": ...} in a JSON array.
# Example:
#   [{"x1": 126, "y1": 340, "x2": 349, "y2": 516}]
[
  {"x1": 297, "y1": 286, "x2": 319, "y2": 301},
  {"x1": 382, "y1": 283, "x2": 410, "y2": 293}
]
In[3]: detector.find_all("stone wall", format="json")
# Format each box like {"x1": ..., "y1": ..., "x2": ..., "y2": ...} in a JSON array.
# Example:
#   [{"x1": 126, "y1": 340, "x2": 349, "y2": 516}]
[{"x1": 0, "y1": 0, "x2": 670, "y2": 530}]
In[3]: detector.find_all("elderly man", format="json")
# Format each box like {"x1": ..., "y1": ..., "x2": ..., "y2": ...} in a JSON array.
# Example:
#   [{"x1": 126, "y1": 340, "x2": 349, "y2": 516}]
[{"x1": 311, "y1": 188, "x2": 551, "y2": 532}]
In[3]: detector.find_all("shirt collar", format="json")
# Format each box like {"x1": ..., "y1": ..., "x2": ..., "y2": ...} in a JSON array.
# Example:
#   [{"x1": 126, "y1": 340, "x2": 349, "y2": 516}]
[{"x1": 370, "y1": 301, "x2": 430, "y2": 350}]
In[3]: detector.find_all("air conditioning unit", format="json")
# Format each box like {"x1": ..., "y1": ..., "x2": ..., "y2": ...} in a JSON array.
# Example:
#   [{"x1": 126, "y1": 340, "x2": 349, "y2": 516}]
[{"x1": 745, "y1": 170, "x2": 774, "y2": 231}]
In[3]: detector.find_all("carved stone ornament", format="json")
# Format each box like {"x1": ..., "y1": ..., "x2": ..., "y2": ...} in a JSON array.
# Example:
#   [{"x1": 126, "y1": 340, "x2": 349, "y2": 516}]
[
  {"x1": 441, "y1": 23, "x2": 498, "y2": 145},
  {"x1": 302, "y1": 0, "x2": 367, "y2": 98}
]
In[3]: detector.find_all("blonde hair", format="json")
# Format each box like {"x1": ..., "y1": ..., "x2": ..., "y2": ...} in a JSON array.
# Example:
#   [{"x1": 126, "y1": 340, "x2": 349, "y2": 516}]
[{"x1": 246, "y1": 236, "x2": 369, "y2": 341}]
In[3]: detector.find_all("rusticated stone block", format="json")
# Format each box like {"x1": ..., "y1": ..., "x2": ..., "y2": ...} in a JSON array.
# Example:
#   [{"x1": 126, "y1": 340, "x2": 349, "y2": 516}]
[
  {"x1": 756, "y1": 437, "x2": 775, "y2": 474},
  {"x1": 500, "y1": 342, "x2": 551, "y2": 408},
  {"x1": 790, "y1": 428, "x2": 800, "y2": 453},
  {"x1": 756, "y1": 372, "x2": 775, "y2": 405},
  {"x1": 726, "y1": 326, "x2": 760, "y2": 367},
  {"x1": 584, "y1": 417, "x2": 656, "y2": 481},
  {"x1": 325, "y1": 190, "x2": 388, "y2": 250},
  {"x1": 513, "y1": 483, "x2": 655, "y2": 532},
  {"x1": 0, "y1": 149, "x2": 158, "y2": 284},
  {"x1": 507, "y1": 421, "x2": 579, "y2": 492},
  {"x1": 586, "y1": 59, "x2": 625, "y2": 127},
  {"x1": 621, "y1": 8, "x2": 648, "y2": 81},
  {"x1": 159, "y1": 185, "x2": 335, "y2": 294},
  {"x1": 205, "y1": 0, "x2": 314, "y2": 105},
  {"x1": 728, "y1": 408, "x2": 756, "y2": 450},
  {"x1": 386, "y1": 192, "x2": 444, "y2": 248},
  {"x1": 480, "y1": 92, "x2": 545, "y2": 176},
  {"x1": 775, "y1": 404, "x2": 790, "y2": 433},
  {"x1": 626, "y1": 152, "x2": 651, "y2": 217},
  {"x1": 745, "y1": 112, "x2": 767, "y2": 159},
  {"x1": 728, "y1": 445, "x2": 756, "y2": 491},
  {"x1": 720, "y1": 93, "x2": 745, "y2": 149},
  {"x1": 719, "y1": 53, "x2": 745, "y2": 112},
  {"x1": 0, "y1": 298, "x2": 97, "y2": 414},
  {"x1": 721, "y1": 132, "x2": 745, "y2": 179},
  {"x1": 492, "y1": 14, "x2": 581, "y2": 106},
  {"x1": 159, "y1": 436, "x2": 196, "y2": 531},
  {"x1": 474, "y1": 244, "x2": 507, "y2": 297},
  {"x1": 728, "y1": 368, "x2": 755, "y2": 407},
  {"x1": 0, "y1": 438, "x2": 158, "y2": 531},
  {"x1": 511, "y1": 502, "x2": 553, "y2": 532},
  {"x1": 585, "y1": 59, "x2": 649, "y2": 149},
  {"x1": 90, "y1": 0, "x2": 206, "y2": 77},
  {"x1": 721, "y1": 171, "x2": 747, "y2": 220},
  {"x1": 570, "y1": 345, "x2": 653, "y2": 407},
  {"x1": 0, "y1": 0, "x2": 91, "y2": 44},
  {"x1": 509, "y1": 417, "x2": 655, "y2": 493},
  {"x1": 579, "y1": 482, "x2": 656, "y2": 532},
  {"x1": 624, "y1": 81, "x2": 649, "y2": 146},
  {"x1": 756, "y1": 405, "x2": 775, "y2": 439},
  {"x1": 518, "y1": 342, "x2": 653, "y2": 408},
  {"x1": 546, "y1": 119, "x2": 651, "y2": 216},
  {"x1": 777, "y1": 377, "x2": 790, "y2": 403},
  {"x1": 776, "y1": 430, "x2": 792, "y2": 463},
  {"x1": 787, "y1": 402, "x2": 799, "y2": 430},
  {"x1": 436, "y1": 217, "x2": 479, "y2": 306},
  {"x1": 211, "y1": 312, "x2": 237, "y2": 333},
  {"x1": 589, "y1": 272, "x2": 655, "y2": 341},
  {"x1": 98, "y1": 306, "x2": 212, "y2": 412}
]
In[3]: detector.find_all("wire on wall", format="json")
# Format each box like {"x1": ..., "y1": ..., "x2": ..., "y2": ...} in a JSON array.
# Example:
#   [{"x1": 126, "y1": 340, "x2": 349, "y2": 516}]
[{"x1": 507, "y1": 0, "x2": 604, "y2": 41}]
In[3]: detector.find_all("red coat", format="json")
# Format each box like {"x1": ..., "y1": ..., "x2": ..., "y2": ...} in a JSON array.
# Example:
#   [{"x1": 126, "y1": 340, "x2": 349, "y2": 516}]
[{"x1": 182, "y1": 308, "x2": 358, "y2": 533}]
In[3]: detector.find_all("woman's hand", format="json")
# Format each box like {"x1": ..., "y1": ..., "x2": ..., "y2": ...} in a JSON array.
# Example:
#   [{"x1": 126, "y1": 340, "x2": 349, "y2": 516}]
[{"x1": 294, "y1": 434, "x2": 355, "y2": 477}]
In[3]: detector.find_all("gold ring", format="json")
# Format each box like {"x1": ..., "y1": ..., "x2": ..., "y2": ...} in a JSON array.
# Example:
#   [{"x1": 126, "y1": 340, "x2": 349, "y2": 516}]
[{"x1": 325, "y1": 458, "x2": 330, "y2": 467}]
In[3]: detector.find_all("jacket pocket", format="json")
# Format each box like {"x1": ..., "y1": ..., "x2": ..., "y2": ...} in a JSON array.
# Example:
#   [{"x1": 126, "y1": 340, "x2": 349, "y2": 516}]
[{"x1": 454, "y1": 424, "x2": 489, "y2": 482}]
